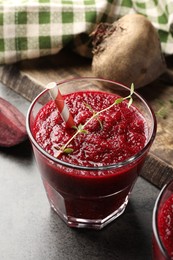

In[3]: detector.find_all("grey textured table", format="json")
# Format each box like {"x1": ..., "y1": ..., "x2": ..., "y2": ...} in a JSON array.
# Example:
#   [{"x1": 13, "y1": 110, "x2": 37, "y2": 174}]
[{"x1": 0, "y1": 83, "x2": 160, "y2": 260}]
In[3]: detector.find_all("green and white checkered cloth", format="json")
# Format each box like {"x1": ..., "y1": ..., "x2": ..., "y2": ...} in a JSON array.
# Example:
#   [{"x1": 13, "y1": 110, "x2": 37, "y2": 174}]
[{"x1": 0, "y1": 0, "x2": 173, "y2": 64}]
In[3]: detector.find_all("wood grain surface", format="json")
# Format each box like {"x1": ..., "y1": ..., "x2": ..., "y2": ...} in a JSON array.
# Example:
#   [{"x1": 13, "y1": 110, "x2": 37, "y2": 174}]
[{"x1": 0, "y1": 48, "x2": 173, "y2": 189}]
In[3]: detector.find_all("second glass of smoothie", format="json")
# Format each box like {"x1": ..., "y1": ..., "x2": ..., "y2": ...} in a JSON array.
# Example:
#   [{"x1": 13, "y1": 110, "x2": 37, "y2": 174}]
[{"x1": 152, "y1": 179, "x2": 173, "y2": 259}]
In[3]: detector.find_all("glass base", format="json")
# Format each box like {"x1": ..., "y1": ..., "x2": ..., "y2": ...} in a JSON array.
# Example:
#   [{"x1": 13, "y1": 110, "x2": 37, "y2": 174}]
[
  {"x1": 50, "y1": 196, "x2": 128, "y2": 229},
  {"x1": 43, "y1": 179, "x2": 130, "y2": 230}
]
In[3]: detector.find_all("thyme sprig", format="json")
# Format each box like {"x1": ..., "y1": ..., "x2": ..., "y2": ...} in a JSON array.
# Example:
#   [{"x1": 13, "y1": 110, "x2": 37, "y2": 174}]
[{"x1": 54, "y1": 83, "x2": 134, "y2": 157}]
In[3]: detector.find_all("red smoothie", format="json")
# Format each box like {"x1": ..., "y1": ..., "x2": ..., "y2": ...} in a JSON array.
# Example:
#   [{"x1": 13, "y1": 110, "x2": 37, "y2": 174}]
[
  {"x1": 157, "y1": 194, "x2": 173, "y2": 259},
  {"x1": 33, "y1": 91, "x2": 147, "y2": 166},
  {"x1": 29, "y1": 87, "x2": 155, "y2": 229}
]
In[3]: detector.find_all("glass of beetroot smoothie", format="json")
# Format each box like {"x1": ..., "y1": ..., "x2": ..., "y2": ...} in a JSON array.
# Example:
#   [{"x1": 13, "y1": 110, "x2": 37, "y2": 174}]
[
  {"x1": 152, "y1": 180, "x2": 173, "y2": 259},
  {"x1": 26, "y1": 77, "x2": 156, "y2": 229}
]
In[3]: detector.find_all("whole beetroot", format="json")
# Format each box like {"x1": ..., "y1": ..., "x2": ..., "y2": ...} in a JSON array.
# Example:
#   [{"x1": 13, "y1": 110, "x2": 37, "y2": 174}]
[
  {"x1": 0, "y1": 97, "x2": 27, "y2": 147},
  {"x1": 91, "y1": 14, "x2": 166, "y2": 88}
]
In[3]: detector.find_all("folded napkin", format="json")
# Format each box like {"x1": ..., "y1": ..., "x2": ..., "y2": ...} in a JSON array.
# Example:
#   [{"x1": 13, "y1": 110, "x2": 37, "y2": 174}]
[{"x1": 0, "y1": 0, "x2": 172, "y2": 64}]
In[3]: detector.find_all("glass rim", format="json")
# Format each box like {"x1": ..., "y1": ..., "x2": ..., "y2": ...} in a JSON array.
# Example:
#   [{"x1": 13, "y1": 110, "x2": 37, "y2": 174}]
[
  {"x1": 26, "y1": 77, "x2": 157, "y2": 171},
  {"x1": 152, "y1": 180, "x2": 173, "y2": 259}
]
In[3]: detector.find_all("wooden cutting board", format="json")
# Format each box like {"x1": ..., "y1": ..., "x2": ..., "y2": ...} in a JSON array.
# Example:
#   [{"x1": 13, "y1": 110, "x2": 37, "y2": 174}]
[{"x1": 0, "y1": 48, "x2": 173, "y2": 189}]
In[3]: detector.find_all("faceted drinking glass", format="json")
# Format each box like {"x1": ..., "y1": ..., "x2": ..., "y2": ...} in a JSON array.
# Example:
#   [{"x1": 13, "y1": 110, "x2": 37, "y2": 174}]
[
  {"x1": 26, "y1": 77, "x2": 156, "y2": 229},
  {"x1": 152, "y1": 180, "x2": 173, "y2": 259}
]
